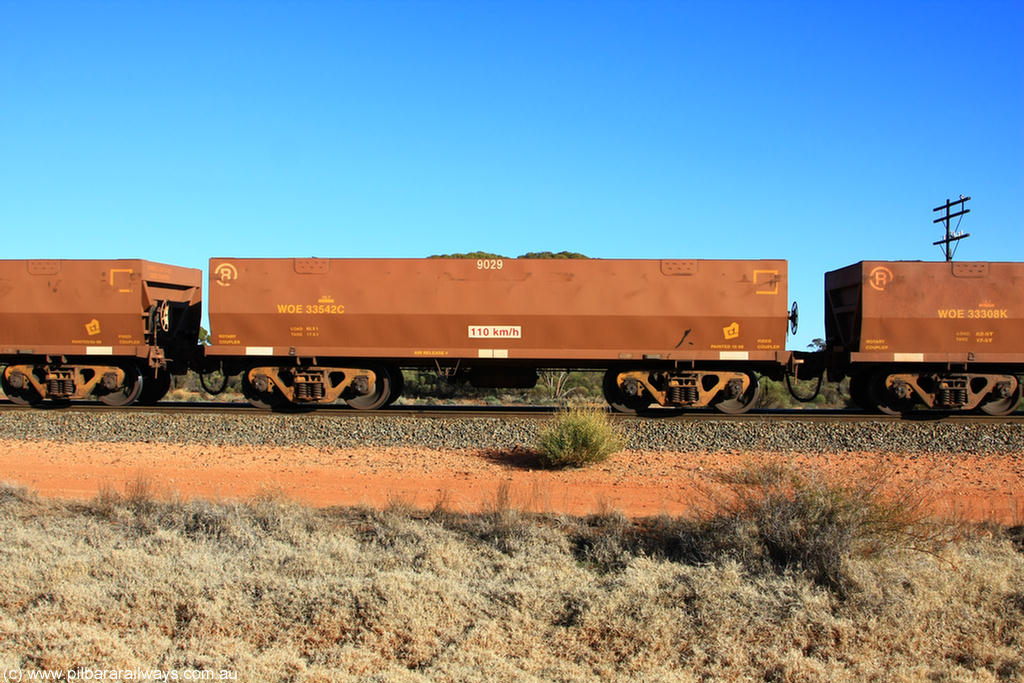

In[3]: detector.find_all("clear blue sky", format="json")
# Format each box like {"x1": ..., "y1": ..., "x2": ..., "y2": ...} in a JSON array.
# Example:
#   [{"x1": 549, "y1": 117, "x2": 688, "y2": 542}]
[{"x1": 2, "y1": 1, "x2": 1021, "y2": 349}]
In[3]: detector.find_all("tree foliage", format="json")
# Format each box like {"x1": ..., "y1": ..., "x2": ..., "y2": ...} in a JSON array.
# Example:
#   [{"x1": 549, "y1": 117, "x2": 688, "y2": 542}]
[
  {"x1": 429, "y1": 252, "x2": 508, "y2": 259},
  {"x1": 429, "y1": 251, "x2": 589, "y2": 259},
  {"x1": 517, "y1": 251, "x2": 589, "y2": 259}
]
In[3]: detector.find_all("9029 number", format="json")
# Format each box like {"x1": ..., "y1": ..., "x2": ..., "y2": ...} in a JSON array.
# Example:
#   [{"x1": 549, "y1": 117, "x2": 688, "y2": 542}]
[{"x1": 477, "y1": 259, "x2": 503, "y2": 270}]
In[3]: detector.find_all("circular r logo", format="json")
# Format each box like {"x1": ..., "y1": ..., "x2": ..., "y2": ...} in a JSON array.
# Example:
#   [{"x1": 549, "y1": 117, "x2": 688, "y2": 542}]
[
  {"x1": 214, "y1": 262, "x2": 238, "y2": 287},
  {"x1": 868, "y1": 266, "x2": 894, "y2": 291}
]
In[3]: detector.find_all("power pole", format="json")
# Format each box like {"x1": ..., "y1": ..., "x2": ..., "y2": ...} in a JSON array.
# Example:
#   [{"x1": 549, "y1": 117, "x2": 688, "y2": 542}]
[{"x1": 932, "y1": 195, "x2": 971, "y2": 261}]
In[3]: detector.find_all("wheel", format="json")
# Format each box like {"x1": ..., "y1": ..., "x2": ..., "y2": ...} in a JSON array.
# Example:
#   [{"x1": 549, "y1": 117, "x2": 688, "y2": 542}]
[
  {"x1": 1, "y1": 371, "x2": 42, "y2": 406},
  {"x1": 980, "y1": 379, "x2": 1022, "y2": 416},
  {"x1": 848, "y1": 372, "x2": 873, "y2": 410},
  {"x1": 346, "y1": 366, "x2": 392, "y2": 410},
  {"x1": 136, "y1": 369, "x2": 172, "y2": 405},
  {"x1": 385, "y1": 366, "x2": 405, "y2": 406},
  {"x1": 602, "y1": 369, "x2": 652, "y2": 414},
  {"x1": 868, "y1": 370, "x2": 914, "y2": 416},
  {"x1": 713, "y1": 372, "x2": 761, "y2": 414},
  {"x1": 98, "y1": 366, "x2": 144, "y2": 406},
  {"x1": 242, "y1": 372, "x2": 285, "y2": 410}
]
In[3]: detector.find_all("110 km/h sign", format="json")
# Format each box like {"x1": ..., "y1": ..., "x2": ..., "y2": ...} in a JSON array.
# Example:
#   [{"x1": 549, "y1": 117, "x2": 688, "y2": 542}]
[{"x1": 468, "y1": 325, "x2": 522, "y2": 339}]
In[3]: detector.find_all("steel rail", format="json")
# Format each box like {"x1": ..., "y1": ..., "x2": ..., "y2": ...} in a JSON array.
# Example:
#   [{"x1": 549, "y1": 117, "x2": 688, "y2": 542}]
[{"x1": 1, "y1": 399, "x2": 1022, "y2": 423}]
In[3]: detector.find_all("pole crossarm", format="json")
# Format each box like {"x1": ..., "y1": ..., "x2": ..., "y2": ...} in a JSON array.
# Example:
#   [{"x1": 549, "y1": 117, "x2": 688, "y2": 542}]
[{"x1": 932, "y1": 196, "x2": 971, "y2": 262}]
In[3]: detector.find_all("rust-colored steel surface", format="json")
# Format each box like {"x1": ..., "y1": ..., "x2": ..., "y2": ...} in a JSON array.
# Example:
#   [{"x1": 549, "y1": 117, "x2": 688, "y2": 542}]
[
  {"x1": 207, "y1": 258, "x2": 789, "y2": 364},
  {"x1": 825, "y1": 260, "x2": 1024, "y2": 363},
  {"x1": 0, "y1": 259, "x2": 202, "y2": 360}
]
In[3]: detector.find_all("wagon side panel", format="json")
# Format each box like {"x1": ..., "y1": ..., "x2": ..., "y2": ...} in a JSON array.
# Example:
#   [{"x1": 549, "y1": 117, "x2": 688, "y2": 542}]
[
  {"x1": 855, "y1": 261, "x2": 1024, "y2": 361},
  {"x1": 0, "y1": 259, "x2": 201, "y2": 361},
  {"x1": 207, "y1": 257, "x2": 789, "y2": 363}
]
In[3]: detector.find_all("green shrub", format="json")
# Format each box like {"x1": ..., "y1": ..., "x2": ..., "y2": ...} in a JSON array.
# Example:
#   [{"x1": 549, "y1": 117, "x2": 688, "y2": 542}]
[{"x1": 535, "y1": 407, "x2": 623, "y2": 468}]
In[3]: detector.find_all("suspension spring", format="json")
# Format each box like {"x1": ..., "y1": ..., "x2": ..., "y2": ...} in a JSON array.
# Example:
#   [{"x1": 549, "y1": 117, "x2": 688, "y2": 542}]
[
  {"x1": 295, "y1": 380, "x2": 325, "y2": 401},
  {"x1": 667, "y1": 385, "x2": 698, "y2": 404},
  {"x1": 47, "y1": 378, "x2": 75, "y2": 398},
  {"x1": 937, "y1": 387, "x2": 968, "y2": 407}
]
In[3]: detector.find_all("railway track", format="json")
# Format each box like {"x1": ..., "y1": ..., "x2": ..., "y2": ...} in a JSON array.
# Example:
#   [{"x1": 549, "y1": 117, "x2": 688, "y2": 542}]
[
  {"x1": 2, "y1": 399, "x2": 1021, "y2": 455},
  {"x1": 1, "y1": 398, "x2": 1022, "y2": 423}
]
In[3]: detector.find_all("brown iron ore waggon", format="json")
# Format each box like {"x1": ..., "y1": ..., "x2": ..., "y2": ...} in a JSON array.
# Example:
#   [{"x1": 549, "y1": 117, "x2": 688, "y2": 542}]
[
  {"x1": 0, "y1": 260, "x2": 202, "y2": 405},
  {"x1": 206, "y1": 257, "x2": 793, "y2": 412},
  {"x1": 823, "y1": 260, "x2": 1023, "y2": 415},
  {"x1": 2, "y1": 255, "x2": 1018, "y2": 415}
]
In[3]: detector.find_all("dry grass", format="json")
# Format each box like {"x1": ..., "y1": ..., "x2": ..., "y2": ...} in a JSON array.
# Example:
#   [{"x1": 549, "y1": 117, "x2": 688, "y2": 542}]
[
  {"x1": 0, "y1": 471, "x2": 1022, "y2": 682},
  {"x1": 691, "y1": 461, "x2": 955, "y2": 596}
]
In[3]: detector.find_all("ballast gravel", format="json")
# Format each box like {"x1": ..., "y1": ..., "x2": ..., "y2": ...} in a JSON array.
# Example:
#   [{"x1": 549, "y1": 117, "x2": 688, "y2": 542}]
[{"x1": 0, "y1": 409, "x2": 1021, "y2": 454}]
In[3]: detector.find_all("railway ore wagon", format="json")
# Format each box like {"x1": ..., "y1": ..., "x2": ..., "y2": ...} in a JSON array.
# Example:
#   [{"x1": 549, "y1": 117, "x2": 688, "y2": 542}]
[
  {"x1": 825, "y1": 260, "x2": 1023, "y2": 415},
  {"x1": 0, "y1": 259, "x2": 202, "y2": 405},
  {"x1": 206, "y1": 257, "x2": 792, "y2": 412}
]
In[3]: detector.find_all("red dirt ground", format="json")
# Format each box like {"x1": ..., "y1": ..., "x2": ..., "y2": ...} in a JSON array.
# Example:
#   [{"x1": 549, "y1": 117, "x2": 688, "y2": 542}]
[{"x1": 1, "y1": 440, "x2": 1022, "y2": 523}]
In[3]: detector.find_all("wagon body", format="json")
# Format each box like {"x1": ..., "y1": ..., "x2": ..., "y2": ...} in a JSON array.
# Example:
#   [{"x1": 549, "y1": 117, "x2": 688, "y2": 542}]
[
  {"x1": 0, "y1": 259, "x2": 202, "y2": 364},
  {"x1": 824, "y1": 260, "x2": 1023, "y2": 414},
  {"x1": 825, "y1": 260, "x2": 1024, "y2": 364},
  {"x1": 0, "y1": 259, "x2": 202, "y2": 404},
  {"x1": 206, "y1": 257, "x2": 790, "y2": 365}
]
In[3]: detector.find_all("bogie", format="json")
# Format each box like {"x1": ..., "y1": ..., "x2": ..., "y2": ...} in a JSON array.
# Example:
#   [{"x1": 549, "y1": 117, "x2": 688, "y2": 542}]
[
  {"x1": 238, "y1": 364, "x2": 399, "y2": 410},
  {"x1": 603, "y1": 368, "x2": 761, "y2": 414},
  {"x1": 861, "y1": 368, "x2": 1020, "y2": 415},
  {"x1": 1, "y1": 363, "x2": 147, "y2": 406}
]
